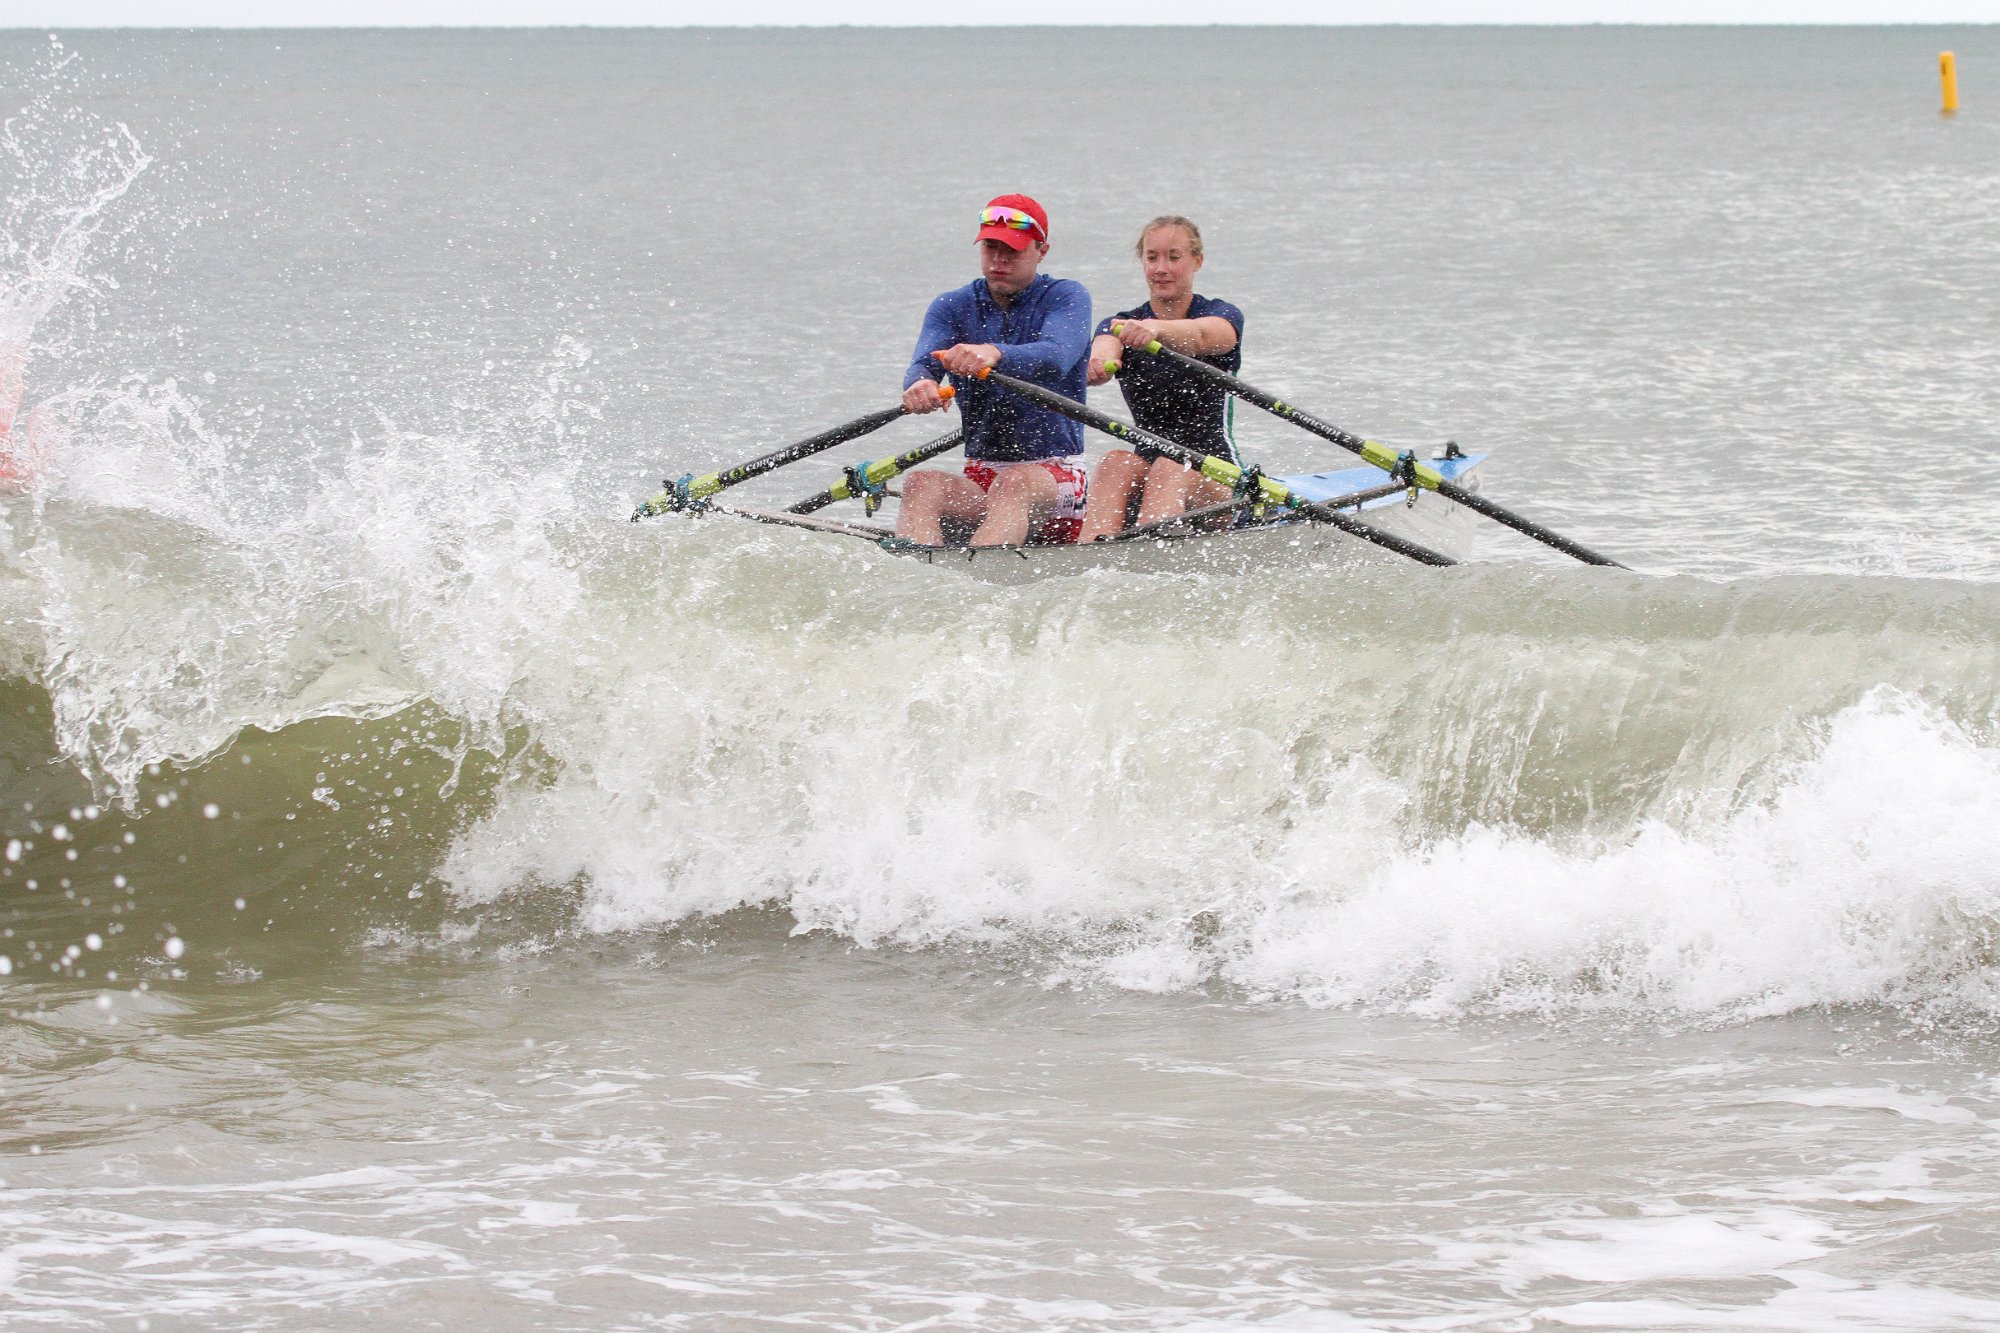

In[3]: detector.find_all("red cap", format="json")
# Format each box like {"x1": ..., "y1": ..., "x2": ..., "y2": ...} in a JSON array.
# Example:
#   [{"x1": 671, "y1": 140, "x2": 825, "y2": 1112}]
[{"x1": 976, "y1": 194, "x2": 1048, "y2": 252}]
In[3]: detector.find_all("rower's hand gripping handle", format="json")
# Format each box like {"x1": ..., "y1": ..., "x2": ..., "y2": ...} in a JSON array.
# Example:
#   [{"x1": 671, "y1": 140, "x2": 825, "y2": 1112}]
[{"x1": 1102, "y1": 321, "x2": 1165, "y2": 377}]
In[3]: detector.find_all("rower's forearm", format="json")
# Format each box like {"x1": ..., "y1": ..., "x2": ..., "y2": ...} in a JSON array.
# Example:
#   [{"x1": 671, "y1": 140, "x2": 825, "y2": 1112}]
[{"x1": 1150, "y1": 319, "x2": 1234, "y2": 356}]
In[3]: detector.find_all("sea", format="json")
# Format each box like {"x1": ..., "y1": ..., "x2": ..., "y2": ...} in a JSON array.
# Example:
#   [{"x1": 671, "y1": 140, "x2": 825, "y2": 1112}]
[{"x1": 3, "y1": 23, "x2": 1999, "y2": 1331}]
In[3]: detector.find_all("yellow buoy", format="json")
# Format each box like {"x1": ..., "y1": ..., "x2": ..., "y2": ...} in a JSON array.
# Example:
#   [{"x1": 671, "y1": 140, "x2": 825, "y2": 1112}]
[{"x1": 1941, "y1": 51, "x2": 1960, "y2": 115}]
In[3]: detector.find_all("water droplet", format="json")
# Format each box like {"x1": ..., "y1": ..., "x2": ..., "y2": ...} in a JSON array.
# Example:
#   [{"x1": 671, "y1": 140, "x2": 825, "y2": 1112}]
[{"x1": 163, "y1": 936, "x2": 185, "y2": 960}]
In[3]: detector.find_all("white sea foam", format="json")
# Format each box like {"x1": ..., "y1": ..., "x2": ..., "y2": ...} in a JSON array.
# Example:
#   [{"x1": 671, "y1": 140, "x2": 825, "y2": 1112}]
[
  {"x1": 439, "y1": 642, "x2": 2000, "y2": 1023},
  {"x1": 14, "y1": 339, "x2": 604, "y2": 800},
  {"x1": 1227, "y1": 688, "x2": 2000, "y2": 1019},
  {"x1": 1544, "y1": 1275, "x2": 2000, "y2": 1332},
  {"x1": 0, "y1": 37, "x2": 152, "y2": 493},
  {"x1": 1754, "y1": 1086, "x2": 1980, "y2": 1125},
  {"x1": 1437, "y1": 1209, "x2": 1833, "y2": 1285}
]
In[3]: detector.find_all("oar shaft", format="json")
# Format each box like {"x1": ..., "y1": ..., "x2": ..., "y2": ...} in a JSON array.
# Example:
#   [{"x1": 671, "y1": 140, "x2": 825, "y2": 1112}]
[
  {"x1": 975, "y1": 368, "x2": 1455, "y2": 567},
  {"x1": 1121, "y1": 339, "x2": 1625, "y2": 569},
  {"x1": 787, "y1": 428, "x2": 965, "y2": 514},
  {"x1": 711, "y1": 502, "x2": 892, "y2": 541},
  {"x1": 1111, "y1": 478, "x2": 1406, "y2": 545},
  {"x1": 706, "y1": 406, "x2": 906, "y2": 488},
  {"x1": 635, "y1": 389, "x2": 953, "y2": 519}
]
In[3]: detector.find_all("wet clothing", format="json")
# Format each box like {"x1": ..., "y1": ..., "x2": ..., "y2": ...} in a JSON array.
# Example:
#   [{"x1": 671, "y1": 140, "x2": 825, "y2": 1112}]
[
  {"x1": 962, "y1": 457, "x2": 1089, "y2": 545},
  {"x1": 1097, "y1": 295, "x2": 1244, "y2": 463},
  {"x1": 905, "y1": 274, "x2": 1093, "y2": 462}
]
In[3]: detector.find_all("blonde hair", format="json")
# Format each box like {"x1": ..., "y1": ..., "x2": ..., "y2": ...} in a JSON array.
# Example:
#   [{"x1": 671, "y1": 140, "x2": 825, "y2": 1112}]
[{"x1": 1135, "y1": 215, "x2": 1203, "y2": 258}]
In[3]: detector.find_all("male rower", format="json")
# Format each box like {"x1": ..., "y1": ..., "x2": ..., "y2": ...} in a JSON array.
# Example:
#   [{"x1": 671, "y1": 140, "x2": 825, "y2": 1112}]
[{"x1": 898, "y1": 193, "x2": 1093, "y2": 547}]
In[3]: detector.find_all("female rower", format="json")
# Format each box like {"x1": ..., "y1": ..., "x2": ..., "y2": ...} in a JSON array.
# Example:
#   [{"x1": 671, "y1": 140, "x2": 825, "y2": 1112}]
[{"x1": 1074, "y1": 215, "x2": 1244, "y2": 544}]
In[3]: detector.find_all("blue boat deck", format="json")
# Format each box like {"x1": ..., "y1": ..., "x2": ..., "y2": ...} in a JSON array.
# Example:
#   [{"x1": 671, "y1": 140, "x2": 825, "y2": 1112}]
[{"x1": 1278, "y1": 451, "x2": 1486, "y2": 511}]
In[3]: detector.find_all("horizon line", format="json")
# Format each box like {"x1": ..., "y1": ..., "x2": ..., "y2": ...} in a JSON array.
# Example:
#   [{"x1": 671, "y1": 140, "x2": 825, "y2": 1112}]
[{"x1": 6, "y1": 20, "x2": 1998, "y2": 30}]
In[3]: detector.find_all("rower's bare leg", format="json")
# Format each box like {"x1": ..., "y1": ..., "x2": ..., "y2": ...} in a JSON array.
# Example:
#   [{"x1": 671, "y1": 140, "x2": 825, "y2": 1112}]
[
  {"x1": 1134, "y1": 456, "x2": 1207, "y2": 527},
  {"x1": 970, "y1": 466, "x2": 1058, "y2": 547},
  {"x1": 1076, "y1": 449, "x2": 1148, "y2": 543},
  {"x1": 897, "y1": 470, "x2": 989, "y2": 545}
]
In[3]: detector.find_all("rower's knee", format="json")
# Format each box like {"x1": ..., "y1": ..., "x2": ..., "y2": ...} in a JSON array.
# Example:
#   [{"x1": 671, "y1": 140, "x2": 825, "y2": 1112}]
[
  {"x1": 1097, "y1": 449, "x2": 1147, "y2": 479},
  {"x1": 901, "y1": 469, "x2": 951, "y2": 508}
]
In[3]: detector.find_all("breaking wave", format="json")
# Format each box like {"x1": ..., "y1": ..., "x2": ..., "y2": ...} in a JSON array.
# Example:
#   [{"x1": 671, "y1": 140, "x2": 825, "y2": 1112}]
[{"x1": 6, "y1": 483, "x2": 1999, "y2": 1026}]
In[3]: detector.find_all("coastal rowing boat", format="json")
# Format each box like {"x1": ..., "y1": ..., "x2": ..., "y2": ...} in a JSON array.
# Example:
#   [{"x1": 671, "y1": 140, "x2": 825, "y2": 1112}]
[
  {"x1": 637, "y1": 349, "x2": 1620, "y2": 577},
  {"x1": 716, "y1": 448, "x2": 1487, "y2": 583}
]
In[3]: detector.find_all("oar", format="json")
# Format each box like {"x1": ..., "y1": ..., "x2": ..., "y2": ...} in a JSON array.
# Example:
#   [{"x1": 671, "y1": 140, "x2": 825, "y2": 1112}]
[
  {"x1": 633, "y1": 388, "x2": 954, "y2": 520},
  {"x1": 970, "y1": 367, "x2": 1456, "y2": 567},
  {"x1": 1108, "y1": 493, "x2": 1259, "y2": 541},
  {"x1": 710, "y1": 502, "x2": 893, "y2": 541},
  {"x1": 1110, "y1": 329, "x2": 1624, "y2": 568},
  {"x1": 1108, "y1": 477, "x2": 1413, "y2": 545},
  {"x1": 787, "y1": 427, "x2": 965, "y2": 515}
]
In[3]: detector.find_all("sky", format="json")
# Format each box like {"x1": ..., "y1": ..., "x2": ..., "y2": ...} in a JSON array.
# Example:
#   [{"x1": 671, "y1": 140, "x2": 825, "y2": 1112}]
[{"x1": 9, "y1": 1, "x2": 1999, "y2": 25}]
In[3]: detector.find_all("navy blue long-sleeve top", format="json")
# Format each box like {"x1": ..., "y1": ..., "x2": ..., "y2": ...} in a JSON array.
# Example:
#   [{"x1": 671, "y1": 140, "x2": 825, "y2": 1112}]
[{"x1": 903, "y1": 274, "x2": 1092, "y2": 461}]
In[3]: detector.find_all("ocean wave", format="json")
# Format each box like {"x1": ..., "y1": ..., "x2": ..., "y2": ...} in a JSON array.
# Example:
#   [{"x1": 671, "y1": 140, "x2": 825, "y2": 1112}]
[{"x1": 7, "y1": 491, "x2": 1999, "y2": 1026}]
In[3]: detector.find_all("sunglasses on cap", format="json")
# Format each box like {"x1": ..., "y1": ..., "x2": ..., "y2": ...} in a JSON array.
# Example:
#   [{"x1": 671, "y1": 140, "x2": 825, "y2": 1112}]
[{"x1": 980, "y1": 206, "x2": 1045, "y2": 237}]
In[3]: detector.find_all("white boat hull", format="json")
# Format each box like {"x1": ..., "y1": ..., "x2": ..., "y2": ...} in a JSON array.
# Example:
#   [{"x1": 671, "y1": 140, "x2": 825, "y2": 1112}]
[
  {"x1": 883, "y1": 454, "x2": 1486, "y2": 583},
  {"x1": 709, "y1": 454, "x2": 1488, "y2": 583}
]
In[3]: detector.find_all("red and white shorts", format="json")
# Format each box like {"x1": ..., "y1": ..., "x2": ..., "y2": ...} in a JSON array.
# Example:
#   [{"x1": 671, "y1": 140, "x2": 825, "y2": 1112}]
[{"x1": 963, "y1": 457, "x2": 1089, "y2": 545}]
